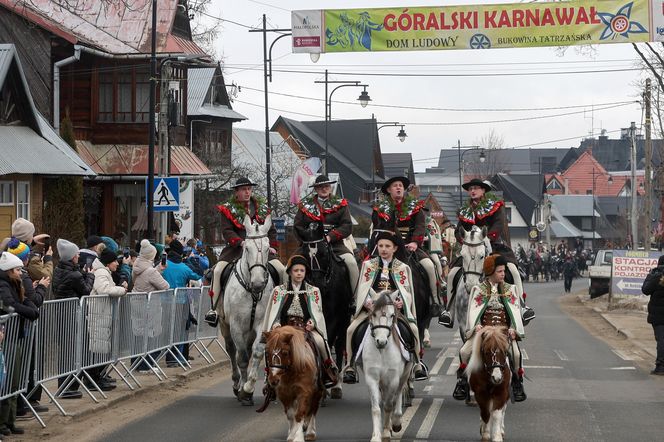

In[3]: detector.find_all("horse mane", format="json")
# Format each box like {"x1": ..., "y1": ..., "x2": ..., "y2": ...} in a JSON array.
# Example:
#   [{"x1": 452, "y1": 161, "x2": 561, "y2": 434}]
[
  {"x1": 372, "y1": 290, "x2": 394, "y2": 311},
  {"x1": 268, "y1": 326, "x2": 316, "y2": 373},
  {"x1": 465, "y1": 326, "x2": 510, "y2": 376}
]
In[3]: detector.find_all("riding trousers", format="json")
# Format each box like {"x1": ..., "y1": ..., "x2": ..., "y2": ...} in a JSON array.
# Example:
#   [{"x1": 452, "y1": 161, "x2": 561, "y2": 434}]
[
  {"x1": 419, "y1": 257, "x2": 439, "y2": 304},
  {"x1": 343, "y1": 310, "x2": 421, "y2": 369},
  {"x1": 458, "y1": 333, "x2": 522, "y2": 373}
]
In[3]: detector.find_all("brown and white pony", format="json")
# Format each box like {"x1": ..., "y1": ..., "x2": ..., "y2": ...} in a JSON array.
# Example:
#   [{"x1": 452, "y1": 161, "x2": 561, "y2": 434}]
[
  {"x1": 263, "y1": 326, "x2": 324, "y2": 442},
  {"x1": 465, "y1": 326, "x2": 511, "y2": 442}
]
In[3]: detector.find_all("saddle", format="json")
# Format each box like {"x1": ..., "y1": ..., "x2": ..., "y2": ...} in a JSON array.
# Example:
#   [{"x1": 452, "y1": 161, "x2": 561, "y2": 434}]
[{"x1": 349, "y1": 316, "x2": 415, "y2": 360}]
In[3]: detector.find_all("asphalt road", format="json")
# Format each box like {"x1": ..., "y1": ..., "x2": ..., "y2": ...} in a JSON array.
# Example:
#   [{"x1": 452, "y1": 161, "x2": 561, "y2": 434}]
[{"x1": 101, "y1": 278, "x2": 664, "y2": 441}]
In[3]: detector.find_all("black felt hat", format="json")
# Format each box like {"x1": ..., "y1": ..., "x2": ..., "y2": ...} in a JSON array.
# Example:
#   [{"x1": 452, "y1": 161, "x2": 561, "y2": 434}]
[
  {"x1": 309, "y1": 174, "x2": 337, "y2": 188},
  {"x1": 381, "y1": 176, "x2": 410, "y2": 195},
  {"x1": 374, "y1": 231, "x2": 399, "y2": 246},
  {"x1": 231, "y1": 177, "x2": 257, "y2": 189},
  {"x1": 462, "y1": 178, "x2": 492, "y2": 192},
  {"x1": 286, "y1": 255, "x2": 310, "y2": 274}
]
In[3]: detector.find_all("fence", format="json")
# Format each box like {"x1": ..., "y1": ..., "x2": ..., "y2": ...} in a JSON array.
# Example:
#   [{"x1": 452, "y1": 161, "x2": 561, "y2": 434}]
[{"x1": 0, "y1": 286, "x2": 224, "y2": 428}]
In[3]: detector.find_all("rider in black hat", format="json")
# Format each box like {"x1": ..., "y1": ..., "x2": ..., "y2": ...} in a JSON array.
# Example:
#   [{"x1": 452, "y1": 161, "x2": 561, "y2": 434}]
[
  {"x1": 293, "y1": 174, "x2": 359, "y2": 292},
  {"x1": 210, "y1": 177, "x2": 286, "y2": 319},
  {"x1": 439, "y1": 178, "x2": 535, "y2": 327},
  {"x1": 369, "y1": 176, "x2": 439, "y2": 317}
]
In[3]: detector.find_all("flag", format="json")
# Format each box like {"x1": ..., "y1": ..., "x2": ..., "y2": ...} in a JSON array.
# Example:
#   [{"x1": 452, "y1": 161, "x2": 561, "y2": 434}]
[{"x1": 290, "y1": 157, "x2": 321, "y2": 204}]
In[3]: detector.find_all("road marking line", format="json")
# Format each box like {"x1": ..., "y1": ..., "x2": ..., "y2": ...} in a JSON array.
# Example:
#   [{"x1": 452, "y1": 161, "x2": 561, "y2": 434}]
[
  {"x1": 553, "y1": 349, "x2": 569, "y2": 361},
  {"x1": 446, "y1": 360, "x2": 459, "y2": 376},
  {"x1": 612, "y1": 349, "x2": 642, "y2": 361},
  {"x1": 415, "y1": 398, "x2": 444, "y2": 439},
  {"x1": 523, "y1": 365, "x2": 564, "y2": 369},
  {"x1": 521, "y1": 349, "x2": 529, "y2": 360},
  {"x1": 430, "y1": 347, "x2": 457, "y2": 376},
  {"x1": 394, "y1": 398, "x2": 423, "y2": 440},
  {"x1": 609, "y1": 366, "x2": 637, "y2": 370}
]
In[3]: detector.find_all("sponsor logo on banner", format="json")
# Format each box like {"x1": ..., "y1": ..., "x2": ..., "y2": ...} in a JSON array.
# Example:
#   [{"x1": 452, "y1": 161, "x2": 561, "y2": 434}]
[
  {"x1": 292, "y1": 10, "x2": 323, "y2": 52},
  {"x1": 294, "y1": 0, "x2": 660, "y2": 53}
]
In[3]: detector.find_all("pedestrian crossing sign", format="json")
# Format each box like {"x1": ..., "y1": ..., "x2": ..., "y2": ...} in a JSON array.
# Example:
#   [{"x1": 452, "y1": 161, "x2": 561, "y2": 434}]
[{"x1": 147, "y1": 177, "x2": 180, "y2": 212}]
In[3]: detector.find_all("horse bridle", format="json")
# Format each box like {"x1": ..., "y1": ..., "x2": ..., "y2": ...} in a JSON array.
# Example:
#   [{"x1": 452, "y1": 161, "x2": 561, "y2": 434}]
[
  {"x1": 265, "y1": 347, "x2": 290, "y2": 371},
  {"x1": 302, "y1": 238, "x2": 334, "y2": 283},
  {"x1": 234, "y1": 231, "x2": 269, "y2": 330},
  {"x1": 370, "y1": 300, "x2": 395, "y2": 339},
  {"x1": 483, "y1": 346, "x2": 508, "y2": 372},
  {"x1": 462, "y1": 239, "x2": 486, "y2": 281}
]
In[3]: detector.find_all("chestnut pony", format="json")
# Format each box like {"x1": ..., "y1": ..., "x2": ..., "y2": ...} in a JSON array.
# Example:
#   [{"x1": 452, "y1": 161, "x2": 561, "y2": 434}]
[
  {"x1": 263, "y1": 326, "x2": 324, "y2": 442},
  {"x1": 465, "y1": 326, "x2": 511, "y2": 442}
]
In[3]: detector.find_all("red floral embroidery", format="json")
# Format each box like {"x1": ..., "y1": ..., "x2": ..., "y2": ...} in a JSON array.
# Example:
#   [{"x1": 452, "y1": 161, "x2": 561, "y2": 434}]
[
  {"x1": 398, "y1": 270, "x2": 406, "y2": 284},
  {"x1": 510, "y1": 294, "x2": 517, "y2": 305},
  {"x1": 273, "y1": 292, "x2": 278, "y2": 303},
  {"x1": 474, "y1": 294, "x2": 484, "y2": 306},
  {"x1": 313, "y1": 290, "x2": 320, "y2": 303}
]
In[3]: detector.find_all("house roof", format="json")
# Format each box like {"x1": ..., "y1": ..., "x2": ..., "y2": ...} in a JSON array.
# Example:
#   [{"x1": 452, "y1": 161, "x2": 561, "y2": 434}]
[
  {"x1": 0, "y1": 0, "x2": 206, "y2": 55},
  {"x1": 579, "y1": 135, "x2": 664, "y2": 171},
  {"x1": 187, "y1": 68, "x2": 246, "y2": 120},
  {"x1": 550, "y1": 195, "x2": 600, "y2": 217},
  {"x1": 428, "y1": 190, "x2": 459, "y2": 221},
  {"x1": 382, "y1": 152, "x2": 414, "y2": 182},
  {"x1": 232, "y1": 128, "x2": 296, "y2": 168},
  {"x1": 436, "y1": 147, "x2": 574, "y2": 175},
  {"x1": 415, "y1": 173, "x2": 460, "y2": 187},
  {"x1": 0, "y1": 44, "x2": 93, "y2": 176},
  {"x1": 76, "y1": 142, "x2": 211, "y2": 176},
  {"x1": 491, "y1": 173, "x2": 544, "y2": 226}
]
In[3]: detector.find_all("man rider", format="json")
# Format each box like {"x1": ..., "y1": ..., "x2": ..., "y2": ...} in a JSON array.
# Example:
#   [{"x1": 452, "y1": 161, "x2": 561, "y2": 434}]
[
  {"x1": 453, "y1": 254, "x2": 527, "y2": 402},
  {"x1": 369, "y1": 176, "x2": 438, "y2": 308},
  {"x1": 293, "y1": 175, "x2": 359, "y2": 292},
  {"x1": 342, "y1": 231, "x2": 428, "y2": 383},
  {"x1": 210, "y1": 177, "x2": 286, "y2": 318},
  {"x1": 439, "y1": 178, "x2": 535, "y2": 327}
]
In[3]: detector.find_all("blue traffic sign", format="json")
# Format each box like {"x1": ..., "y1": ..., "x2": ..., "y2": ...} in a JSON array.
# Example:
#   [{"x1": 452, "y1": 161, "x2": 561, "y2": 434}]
[
  {"x1": 147, "y1": 177, "x2": 180, "y2": 212},
  {"x1": 273, "y1": 217, "x2": 286, "y2": 241}
]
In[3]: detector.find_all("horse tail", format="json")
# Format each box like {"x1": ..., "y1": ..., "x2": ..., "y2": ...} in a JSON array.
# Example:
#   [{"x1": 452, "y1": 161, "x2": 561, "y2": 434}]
[
  {"x1": 290, "y1": 329, "x2": 317, "y2": 373},
  {"x1": 465, "y1": 328, "x2": 485, "y2": 377}
]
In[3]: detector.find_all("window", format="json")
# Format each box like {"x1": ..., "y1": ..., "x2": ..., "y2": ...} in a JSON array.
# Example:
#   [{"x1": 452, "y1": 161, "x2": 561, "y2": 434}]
[
  {"x1": 547, "y1": 179, "x2": 562, "y2": 190},
  {"x1": 98, "y1": 67, "x2": 152, "y2": 123},
  {"x1": 505, "y1": 207, "x2": 512, "y2": 223},
  {"x1": 0, "y1": 182, "x2": 13, "y2": 205},
  {"x1": 16, "y1": 181, "x2": 29, "y2": 220}
]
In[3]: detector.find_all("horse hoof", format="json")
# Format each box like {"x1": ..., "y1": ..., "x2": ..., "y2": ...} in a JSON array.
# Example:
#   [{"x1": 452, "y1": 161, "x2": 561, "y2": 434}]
[
  {"x1": 304, "y1": 434, "x2": 316, "y2": 441},
  {"x1": 330, "y1": 387, "x2": 343, "y2": 399},
  {"x1": 408, "y1": 387, "x2": 415, "y2": 398},
  {"x1": 466, "y1": 397, "x2": 478, "y2": 407},
  {"x1": 392, "y1": 424, "x2": 402, "y2": 433},
  {"x1": 240, "y1": 396, "x2": 254, "y2": 406},
  {"x1": 381, "y1": 437, "x2": 391, "y2": 442},
  {"x1": 232, "y1": 387, "x2": 239, "y2": 398}
]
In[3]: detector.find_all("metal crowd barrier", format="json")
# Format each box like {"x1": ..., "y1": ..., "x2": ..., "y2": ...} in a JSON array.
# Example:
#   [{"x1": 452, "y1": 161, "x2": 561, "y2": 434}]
[
  {"x1": 14, "y1": 286, "x2": 230, "y2": 427},
  {"x1": 29, "y1": 299, "x2": 81, "y2": 419},
  {"x1": 192, "y1": 286, "x2": 226, "y2": 362},
  {"x1": 0, "y1": 313, "x2": 40, "y2": 425}
]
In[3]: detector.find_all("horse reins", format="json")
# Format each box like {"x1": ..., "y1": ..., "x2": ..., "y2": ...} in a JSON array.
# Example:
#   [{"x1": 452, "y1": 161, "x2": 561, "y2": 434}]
[
  {"x1": 265, "y1": 347, "x2": 290, "y2": 371},
  {"x1": 235, "y1": 231, "x2": 269, "y2": 330}
]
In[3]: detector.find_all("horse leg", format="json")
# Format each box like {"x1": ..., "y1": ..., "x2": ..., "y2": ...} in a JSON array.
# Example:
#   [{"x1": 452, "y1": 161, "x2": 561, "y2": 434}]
[
  {"x1": 365, "y1": 373, "x2": 383, "y2": 442},
  {"x1": 236, "y1": 346, "x2": 253, "y2": 406},
  {"x1": 220, "y1": 322, "x2": 241, "y2": 397},
  {"x1": 286, "y1": 404, "x2": 298, "y2": 442},
  {"x1": 476, "y1": 394, "x2": 491, "y2": 441},
  {"x1": 242, "y1": 330, "x2": 265, "y2": 398},
  {"x1": 304, "y1": 413, "x2": 317, "y2": 441},
  {"x1": 491, "y1": 403, "x2": 506, "y2": 442},
  {"x1": 393, "y1": 363, "x2": 410, "y2": 431}
]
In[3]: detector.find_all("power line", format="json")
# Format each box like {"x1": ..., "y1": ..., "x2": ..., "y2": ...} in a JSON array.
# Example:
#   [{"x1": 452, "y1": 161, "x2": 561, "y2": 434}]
[{"x1": 237, "y1": 85, "x2": 638, "y2": 113}]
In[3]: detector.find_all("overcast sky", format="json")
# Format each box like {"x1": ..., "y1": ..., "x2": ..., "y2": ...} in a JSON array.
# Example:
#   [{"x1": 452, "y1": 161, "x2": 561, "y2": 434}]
[{"x1": 204, "y1": 0, "x2": 646, "y2": 172}]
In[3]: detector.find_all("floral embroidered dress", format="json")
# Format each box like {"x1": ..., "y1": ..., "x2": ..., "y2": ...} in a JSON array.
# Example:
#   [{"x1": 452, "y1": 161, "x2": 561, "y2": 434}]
[
  {"x1": 294, "y1": 194, "x2": 352, "y2": 255},
  {"x1": 466, "y1": 281, "x2": 524, "y2": 340},
  {"x1": 263, "y1": 282, "x2": 328, "y2": 339},
  {"x1": 216, "y1": 195, "x2": 278, "y2": 262},
  {"x1": 370, "y1": 195, "x2": 427, "y2": 259}
]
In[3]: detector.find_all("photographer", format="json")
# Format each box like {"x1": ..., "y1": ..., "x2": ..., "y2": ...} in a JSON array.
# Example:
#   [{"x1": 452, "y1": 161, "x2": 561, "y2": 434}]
[
  {"x1": 0, "y1": 218, "x2": 53, "y2": 283},
  {"x1": 642, "y1": 255, "x2": 664, "y2": 376}
]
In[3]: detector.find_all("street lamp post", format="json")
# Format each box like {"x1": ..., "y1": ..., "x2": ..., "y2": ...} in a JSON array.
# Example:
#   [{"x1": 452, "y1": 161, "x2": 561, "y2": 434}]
[
  {"x1": 248, "y1": 15, "x2": 291, "y2": 208},
  {"x1": 370, "y1": 113, "x2": 408, "y2": 201},
  {"x1": 315, "y1": 70, "x2": 370, "y2": 174},
  {"x1": 591, "y1": 169, "x2": 613, "y2": 250},
  {"x1": 457, "y1": 143, "x2": 485, "y2": 205}
]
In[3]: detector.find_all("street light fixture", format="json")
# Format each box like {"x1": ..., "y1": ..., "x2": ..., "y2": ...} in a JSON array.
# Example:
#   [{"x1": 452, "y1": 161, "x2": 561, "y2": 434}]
[
  {"x1": 248, "y1": 15, "x2": 292, "y2": 207},
  {"x1": 315, "y1": 69, "x2": 370, "y2": 174},
  {"x1": 397, "y1": 126, "x2": 407, "y2": 142}
]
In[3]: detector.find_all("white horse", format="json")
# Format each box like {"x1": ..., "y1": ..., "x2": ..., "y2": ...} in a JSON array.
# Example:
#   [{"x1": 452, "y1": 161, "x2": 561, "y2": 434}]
[
  {"x1": 362, "y1": 290, "x2": 412, "y2": 442},
  {"x1": 218, "y1": 215, "x2": 274, "y2": 406},
  {"x1": 446, "y1": 226, "x2": 491, "y2": 338}
]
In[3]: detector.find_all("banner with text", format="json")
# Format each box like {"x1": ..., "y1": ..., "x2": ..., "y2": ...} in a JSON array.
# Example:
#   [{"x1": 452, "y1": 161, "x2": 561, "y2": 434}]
[
  {"x1": 610, "y1": 249, "x2": 659, "y2": 296},
  {"x1": 293, "y1": 0, "x2": 662, "y2": 53}
]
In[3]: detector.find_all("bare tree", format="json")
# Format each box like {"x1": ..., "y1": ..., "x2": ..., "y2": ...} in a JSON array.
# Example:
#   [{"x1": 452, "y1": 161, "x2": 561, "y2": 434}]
[{"x1": 465, "y1": 129, "x2": 508, "y2": 179}]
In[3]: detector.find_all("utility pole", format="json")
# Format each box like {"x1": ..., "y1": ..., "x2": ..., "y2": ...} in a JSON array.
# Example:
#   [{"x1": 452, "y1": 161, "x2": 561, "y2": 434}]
[
  {"x1": 630, "y1": 121, "x2": 638, "y2": 249},
  {"x1": 147, "y1": 0, "x2": 157, "y2": 239},
  {"x1": 645, "y1": 78, "x2": 653, "y2": 251},
  {"x1": 158, "y1": 62, "x2": 171, "y2": 241}
]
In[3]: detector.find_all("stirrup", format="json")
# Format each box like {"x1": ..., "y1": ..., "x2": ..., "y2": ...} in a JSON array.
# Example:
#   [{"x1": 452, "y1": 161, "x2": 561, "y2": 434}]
[
  {"x1": 453, "y1": 378, "x2": 468, "y2": 400},
  {"x1": 342, "y1": 368, "x2": 358, "y2": 384},
  {"x1": 522, "y1": 307, "x2": 535, "y2": 325},
  {"x1": 438, "y1": 310, "x2": 453, "y2": 328}
]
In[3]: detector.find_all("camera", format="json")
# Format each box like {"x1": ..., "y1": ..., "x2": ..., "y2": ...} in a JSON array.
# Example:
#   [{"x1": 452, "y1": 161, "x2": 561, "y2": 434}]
[{"x1": 123, "y1": 247, "x2": 130, "y2": 258}]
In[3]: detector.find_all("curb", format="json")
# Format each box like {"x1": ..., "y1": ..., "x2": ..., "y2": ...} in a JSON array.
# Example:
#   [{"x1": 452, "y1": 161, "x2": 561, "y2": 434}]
[
  {"x1": 51, "y1": 358, "x2": 229, "y2": 422},
  {"x1": 599, "y1": 313, "x2": 635, "y2": 339}
]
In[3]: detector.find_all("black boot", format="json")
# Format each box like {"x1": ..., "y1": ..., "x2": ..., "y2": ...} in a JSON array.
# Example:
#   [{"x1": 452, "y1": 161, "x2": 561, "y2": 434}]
[
  {"x1": 512, "y1": 375, "x2": 527, "y2": 402},
  {"x1": 452, "y1": 368, "x2": 468, "y2": 400},
  {"x1": 342, "y1": 366, "x2": 358, "y2": 384},
  {"x1": 438, "y1": 310, "x2": 453, "y2": 328},
  {"x1": 323, "y1": 360, "x2": 339, "y2": 388},
  {"x1": 522, "y1": 306, "x2": 535, "y2": 325},
  {"x1": 413, "y1": 361, "x2": 429, "y2": 381}
]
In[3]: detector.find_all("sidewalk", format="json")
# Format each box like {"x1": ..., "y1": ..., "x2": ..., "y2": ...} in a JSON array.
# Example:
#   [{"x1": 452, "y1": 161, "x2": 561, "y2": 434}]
[
  {"x1": 21, "y1": 340, "x2": 229, "y2": 437},
  {"x1": 576, "y1": 293, "x2": 656, "y2": 359}
]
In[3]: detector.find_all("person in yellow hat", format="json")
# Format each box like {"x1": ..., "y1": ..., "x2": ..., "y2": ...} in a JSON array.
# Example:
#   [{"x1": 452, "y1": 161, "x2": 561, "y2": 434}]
[{"x1": 452, "y1": 254, "x2": 527, "y2": 402}]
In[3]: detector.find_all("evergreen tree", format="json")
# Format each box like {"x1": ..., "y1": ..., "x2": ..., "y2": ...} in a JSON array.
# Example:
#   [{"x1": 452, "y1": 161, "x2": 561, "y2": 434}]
[{"x1": 43, "y1": 114, "x2": 86, "y2": 246}]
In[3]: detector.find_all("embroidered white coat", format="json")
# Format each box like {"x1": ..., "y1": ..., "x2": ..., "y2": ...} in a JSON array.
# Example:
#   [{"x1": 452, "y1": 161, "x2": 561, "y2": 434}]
[
  {"x1": 466, "y1": 281, "x2": 524, "y2": 339},
  {"x1": 354, "y1": 257, "x2": 417, "y2": 324},
  {"x1": 262, "y1": 282, "x2": 328, "y2": 339}
]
